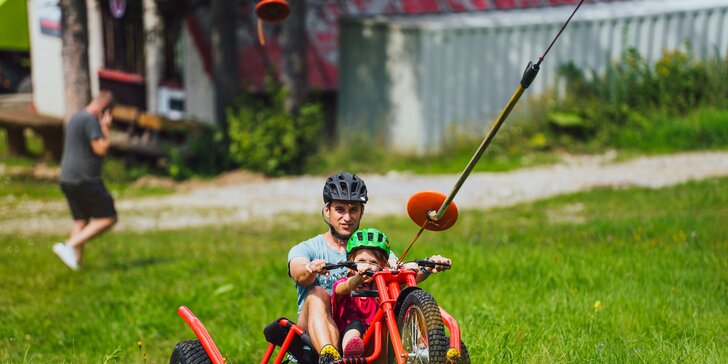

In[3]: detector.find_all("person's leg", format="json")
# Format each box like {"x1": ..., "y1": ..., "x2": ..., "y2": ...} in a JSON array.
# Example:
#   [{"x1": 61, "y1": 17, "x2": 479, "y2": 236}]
[
  {"x1": 297, "y1": 286, "x2": 339, "y2": 352},
  {"x1": 64, "y1": 180, "x2": 118, "y2": 263},
  {"x1": 341, "y1": 327, "x2": 364, "y2": 357},
  {"x1": 69, "y1": 220, "x2": 88, "y2": 264},
  {"x1": 65, "y1": 216, "x2": 117, "y2": 252}
]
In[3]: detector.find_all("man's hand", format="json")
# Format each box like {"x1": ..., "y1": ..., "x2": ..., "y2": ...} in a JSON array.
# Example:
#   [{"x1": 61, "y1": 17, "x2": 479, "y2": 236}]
[
  {"x1": 305, "y1": 259, "x2": 329, "y2": 276},
  {"x1": 100, "y1": 110, "x2": 113, "y2": 128},
  {"x1": 427, "y1": 255, "x2": 452, "y2": 274}
]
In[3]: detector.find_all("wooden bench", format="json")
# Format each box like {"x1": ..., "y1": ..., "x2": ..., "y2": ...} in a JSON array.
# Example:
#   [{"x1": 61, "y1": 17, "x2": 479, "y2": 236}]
[{"x1": 0, "y1": 94, "x2": 64, "y2": 161}]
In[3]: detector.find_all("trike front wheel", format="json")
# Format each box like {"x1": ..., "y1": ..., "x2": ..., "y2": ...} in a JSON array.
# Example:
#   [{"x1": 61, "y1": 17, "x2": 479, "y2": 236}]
[{"x1": 396, "y1": 289, "x2": 448, "y2": 363}]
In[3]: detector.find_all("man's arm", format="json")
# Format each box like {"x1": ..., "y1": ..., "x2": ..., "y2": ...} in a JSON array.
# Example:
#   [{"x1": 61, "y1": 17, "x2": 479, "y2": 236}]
[
  {"x1": 90, "y1": 110, "x2": 112, "y2": 156},
  {"x1": 289, "y1": 257, "x2": 328, "y2": 286}
]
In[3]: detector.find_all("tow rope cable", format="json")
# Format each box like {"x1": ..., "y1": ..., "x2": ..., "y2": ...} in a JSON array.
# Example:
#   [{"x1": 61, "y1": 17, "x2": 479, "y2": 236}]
[{"x1": 397, "y1": 0, "x2": 586, "y2": 265}]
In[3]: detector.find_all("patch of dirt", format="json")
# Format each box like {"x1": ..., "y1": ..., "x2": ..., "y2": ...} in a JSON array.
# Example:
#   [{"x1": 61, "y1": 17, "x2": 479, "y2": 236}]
[
  {"x1": 132, "y1": 170, "x2": 269, "y2": 191},
  {"x1": 0, "y1": 162, "x2": 59, "y2": 181},
  {"x1": 178, "y1": 170, "x2": 269, "y2": 190},
  {"x1": 2, "y1": 151, "x2": 728, "y2": 235}
]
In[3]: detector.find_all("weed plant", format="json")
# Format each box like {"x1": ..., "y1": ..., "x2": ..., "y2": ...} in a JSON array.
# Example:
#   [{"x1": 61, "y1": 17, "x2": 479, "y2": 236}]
[{"x1": 549, "y1": 47, "x2": 728, "y2": 152}]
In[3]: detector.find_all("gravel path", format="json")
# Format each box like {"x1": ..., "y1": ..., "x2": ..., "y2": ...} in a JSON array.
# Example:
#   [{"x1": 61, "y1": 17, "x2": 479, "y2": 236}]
[{"x1": 4, "y1": 151, "x2": 728, "y2": 235}]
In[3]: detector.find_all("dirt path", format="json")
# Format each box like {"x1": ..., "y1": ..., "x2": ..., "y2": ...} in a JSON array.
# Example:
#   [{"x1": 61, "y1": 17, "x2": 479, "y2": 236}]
[{"x1": 4, "y1": 151, "x2": 728, "y2": 235}]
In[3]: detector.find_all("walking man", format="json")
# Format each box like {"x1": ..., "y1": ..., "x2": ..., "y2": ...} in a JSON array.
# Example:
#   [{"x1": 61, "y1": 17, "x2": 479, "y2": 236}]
[{"x1": 53, "y1": 90, "x2": 117, "y2": 270}]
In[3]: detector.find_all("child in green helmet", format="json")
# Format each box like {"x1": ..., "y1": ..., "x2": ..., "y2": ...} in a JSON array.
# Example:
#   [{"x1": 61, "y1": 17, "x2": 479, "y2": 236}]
[{"x1": 330, "y1": 227, "x2": 391, "y2": 359}]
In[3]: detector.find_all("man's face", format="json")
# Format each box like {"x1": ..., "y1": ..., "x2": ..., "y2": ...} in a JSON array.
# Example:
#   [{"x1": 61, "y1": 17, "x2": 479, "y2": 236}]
[{"x1": 325, "y1": 200, "x2": 363, "y2": 238}]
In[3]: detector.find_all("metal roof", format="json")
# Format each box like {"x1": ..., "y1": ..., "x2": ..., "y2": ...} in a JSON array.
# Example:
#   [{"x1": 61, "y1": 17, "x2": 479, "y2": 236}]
[{"x1": 344, "y1": 0, "x2": 728, "y2": 29}]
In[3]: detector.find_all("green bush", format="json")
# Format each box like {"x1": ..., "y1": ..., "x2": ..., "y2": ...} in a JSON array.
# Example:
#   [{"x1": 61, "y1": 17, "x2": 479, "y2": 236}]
[
  {"x1": 166, "y1": 124, "x2": 230, "y2": 181},
  {"x1": 227, "y1": 86, "x2": 323, "y2": 176},
  {"x1": 548, "y1": 46, "x2": 728, "y2": 151}
]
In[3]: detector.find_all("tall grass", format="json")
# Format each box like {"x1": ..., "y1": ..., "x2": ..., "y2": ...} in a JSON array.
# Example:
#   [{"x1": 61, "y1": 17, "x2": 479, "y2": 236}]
[{"x1": 1, "y1": 178, "x2": 726, "y2": 363}]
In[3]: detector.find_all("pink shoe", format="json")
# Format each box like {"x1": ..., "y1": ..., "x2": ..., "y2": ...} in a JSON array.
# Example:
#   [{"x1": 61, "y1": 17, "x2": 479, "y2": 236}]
[{"x1": 343, "y1": 337, "x2": 364, "y2": 357}]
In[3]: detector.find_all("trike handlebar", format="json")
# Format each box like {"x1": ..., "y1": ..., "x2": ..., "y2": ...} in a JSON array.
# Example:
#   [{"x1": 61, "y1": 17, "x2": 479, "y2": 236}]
[
  {"x1": 322, "y1": 259, "x2": 451, "y2": 274},
  {"x1": 410, "y1": 259, "x2": 451, "y2": 269}
]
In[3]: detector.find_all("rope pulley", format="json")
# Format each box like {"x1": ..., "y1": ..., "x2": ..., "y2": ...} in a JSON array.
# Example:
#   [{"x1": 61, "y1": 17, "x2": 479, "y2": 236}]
[{"x1": 400, "y1": 0, "x2": 586, "y2": 263}]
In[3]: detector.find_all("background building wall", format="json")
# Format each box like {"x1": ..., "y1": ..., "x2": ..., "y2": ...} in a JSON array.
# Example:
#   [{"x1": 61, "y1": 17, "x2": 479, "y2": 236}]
[
  {"x1": 28, "y1": 0, "x2": 65, "y2": 118},
  {"x1": 338, "y1": 0, "x2": 728, "y2": 154}
]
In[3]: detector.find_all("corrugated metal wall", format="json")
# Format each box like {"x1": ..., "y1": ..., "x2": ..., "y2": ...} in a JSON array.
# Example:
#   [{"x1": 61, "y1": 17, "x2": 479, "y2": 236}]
[{"x1": 338, "y1": 0, "x2": 728, "y2": 154}]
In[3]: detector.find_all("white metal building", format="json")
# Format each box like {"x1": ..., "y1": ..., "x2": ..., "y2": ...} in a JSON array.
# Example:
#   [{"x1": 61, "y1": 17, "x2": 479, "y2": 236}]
[{"x1": 338, "y1": 0, "x2": 728, "y2": 154}]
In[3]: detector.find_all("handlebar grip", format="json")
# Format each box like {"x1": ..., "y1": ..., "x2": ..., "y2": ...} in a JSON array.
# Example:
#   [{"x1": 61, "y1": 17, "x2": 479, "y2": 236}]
[
  {"x1": 322, "y1": 262, "x2": 356, "y2": 270},
  {"x1": 351, "y1": 290, "x2": 379, "y2": 298},
  {"x1": 415, "y1": 259, "x2": 451, "y2": 268}
]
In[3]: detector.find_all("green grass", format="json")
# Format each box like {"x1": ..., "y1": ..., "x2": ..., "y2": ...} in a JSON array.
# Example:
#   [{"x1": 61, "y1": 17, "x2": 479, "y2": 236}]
[
  {"x1": 1, "y1": 178, "x2": 726, "y2": 363},
  {"x1": 611, "y1": 107, "x2": 728, "y2": 153}
]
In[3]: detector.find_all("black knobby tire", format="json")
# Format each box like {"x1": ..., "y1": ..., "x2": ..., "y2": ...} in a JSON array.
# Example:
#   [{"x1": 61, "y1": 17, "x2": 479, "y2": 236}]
[
  {"x1": 169, "y1": 340, "x2": 212, "y2": 364},
  {"x1": 453, "y1": 340, "x2": 470, "y2": 364},
  {"x1": 396, "y1": 289, "x2": 449, "y2": 363}
]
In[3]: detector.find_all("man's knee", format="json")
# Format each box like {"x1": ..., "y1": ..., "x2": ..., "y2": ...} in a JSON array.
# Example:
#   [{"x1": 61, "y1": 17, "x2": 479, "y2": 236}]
[
  {"x1": 302, "y1": 287, "x2": 332, "y2": 314},
  {"x1": 100, "y1": 216, "x2": 117, "y2": 228},
  {"x1": 308, "y1": 286, "x2": 330, "y2": 301}
]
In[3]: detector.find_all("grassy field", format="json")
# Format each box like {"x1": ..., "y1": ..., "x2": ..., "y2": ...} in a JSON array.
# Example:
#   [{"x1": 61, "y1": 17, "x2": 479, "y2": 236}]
[{"x1": 0, "y1": 177, "x2": 726, "y2": 363}]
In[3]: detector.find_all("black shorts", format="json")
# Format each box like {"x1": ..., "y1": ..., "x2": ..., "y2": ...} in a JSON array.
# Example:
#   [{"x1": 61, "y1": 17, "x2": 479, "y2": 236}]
[{"x1": 61, "y1": 180, "x2": 117, "y2": 220}]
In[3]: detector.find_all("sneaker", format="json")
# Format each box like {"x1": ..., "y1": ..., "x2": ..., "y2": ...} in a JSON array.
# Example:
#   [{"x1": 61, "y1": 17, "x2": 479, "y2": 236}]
[
  {"x1": 318, "y1": 344, "x2": 341, "y2": 364},
  {"x1": 53, "y1": 243, "x2": 79, "y2": 271},
  {"x1": 343, "y1": 337, "x2": 364, "y2": 357}
]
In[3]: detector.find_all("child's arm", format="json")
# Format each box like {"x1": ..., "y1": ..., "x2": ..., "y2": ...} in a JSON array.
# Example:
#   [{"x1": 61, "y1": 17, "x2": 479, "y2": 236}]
[{"x1": 334, "y1": 271, "x2": 367, "y2": 297}]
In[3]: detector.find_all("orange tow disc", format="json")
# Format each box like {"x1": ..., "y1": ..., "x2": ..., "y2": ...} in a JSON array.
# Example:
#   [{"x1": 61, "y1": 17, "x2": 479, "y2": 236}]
[
  {"x1": 407, "y1": 191, "x2": 458, "y2": 231},
  {"x1": 255, "y1": 0, "x2": 290, "y2": 22}
]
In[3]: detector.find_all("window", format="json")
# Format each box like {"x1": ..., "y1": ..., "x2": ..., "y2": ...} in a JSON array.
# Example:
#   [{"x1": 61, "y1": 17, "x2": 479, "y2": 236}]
[{"x1": 100, "y1": 0, "x2": 145, "y2": 75}]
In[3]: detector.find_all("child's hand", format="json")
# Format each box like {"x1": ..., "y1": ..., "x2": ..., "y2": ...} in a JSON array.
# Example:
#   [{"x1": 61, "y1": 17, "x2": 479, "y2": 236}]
[{"x1": 355, "y1": 262, "x2": 370, "y2": 276}]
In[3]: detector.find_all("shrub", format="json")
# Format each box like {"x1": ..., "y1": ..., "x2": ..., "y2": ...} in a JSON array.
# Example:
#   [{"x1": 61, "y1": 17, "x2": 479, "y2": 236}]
[
  {"x1": 166, "y1": 124, "x2": 230, "y2": 181},
  {"x1": 227, "y1": 85, "x2": 323, "y2": 176},
  {"x1": 548, "y1": 46, "x2": 728, "y2": 151}
]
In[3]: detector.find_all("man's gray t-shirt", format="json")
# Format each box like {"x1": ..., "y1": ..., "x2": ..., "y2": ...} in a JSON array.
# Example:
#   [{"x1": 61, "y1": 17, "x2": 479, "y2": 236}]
[
  {"x1": 288, "y1": 234, "x2": 398, "y2": 314},
  {"x1": 60, "y1": 110, "x2": 105, "y2": 183},
  {"x1": 288, "y1": 234, "x2": 348, "y2": 314}
]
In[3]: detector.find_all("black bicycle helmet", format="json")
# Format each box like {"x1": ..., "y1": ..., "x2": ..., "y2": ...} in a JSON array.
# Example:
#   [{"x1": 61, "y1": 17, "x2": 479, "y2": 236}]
[{"x1": 323, "y1": 172, "x2": 368, "y2": 204}]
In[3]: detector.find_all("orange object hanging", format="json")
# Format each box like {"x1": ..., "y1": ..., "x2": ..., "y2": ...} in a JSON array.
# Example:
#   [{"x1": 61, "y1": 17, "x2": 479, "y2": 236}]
[
  {"x1": 255, "y1": 0, "x2": 290, "y2": 22},
  {"x1": 255, "y1": 0, "x2": 290, "y2": 45},
  {"x1": 407, "y1": 191, "x2": 458, "y2": 231},
  {"x1": 257, "y1": 18, "x2": 265, "y2": 45}
]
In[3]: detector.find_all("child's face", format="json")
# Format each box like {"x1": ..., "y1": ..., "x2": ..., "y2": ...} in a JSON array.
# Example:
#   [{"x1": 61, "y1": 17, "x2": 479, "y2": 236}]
[{"x1": 352, "y1": 249, "x2": 384, "y2": 283}]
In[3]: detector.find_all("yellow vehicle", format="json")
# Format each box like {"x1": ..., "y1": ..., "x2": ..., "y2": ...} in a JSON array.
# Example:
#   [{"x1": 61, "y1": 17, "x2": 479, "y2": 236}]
[{"x1": 0, "y1": 0, "x2": 31, "y2": 93}]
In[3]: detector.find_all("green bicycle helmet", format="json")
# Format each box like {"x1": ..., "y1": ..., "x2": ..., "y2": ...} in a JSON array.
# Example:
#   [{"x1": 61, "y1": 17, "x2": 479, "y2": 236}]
[{"x1": 347, "y1": 227, "x2": 391, "y2": 256}]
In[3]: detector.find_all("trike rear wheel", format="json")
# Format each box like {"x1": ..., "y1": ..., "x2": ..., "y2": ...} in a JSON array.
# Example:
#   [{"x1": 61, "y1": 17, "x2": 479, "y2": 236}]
[
  {"x1": 169, "y1": 340, "x2": 211, "y2": 364},
  {"x1": 396, "y1": 289, "x2": 448, "y2": 363}
]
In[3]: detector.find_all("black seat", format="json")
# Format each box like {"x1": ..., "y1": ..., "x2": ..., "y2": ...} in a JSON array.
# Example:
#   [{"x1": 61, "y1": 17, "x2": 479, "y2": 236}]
[{"x1": 263, "y1": 318, "x2": 318, "y2": 364}]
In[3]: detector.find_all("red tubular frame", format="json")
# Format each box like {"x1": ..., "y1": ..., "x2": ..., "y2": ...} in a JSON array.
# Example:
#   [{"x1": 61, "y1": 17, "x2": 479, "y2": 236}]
[
  {"x1": 177, "y1": 306, "x2": 226, "y2": 364},
  {"x1": 260, "y1": 318, "x2": 306, "y2": 364},
  {"x1": 178, "y1": 267, "x2": 463, "y2": 364},
  {"x1": 440, "y1": 307, "x2": 462, "y2": 352}
]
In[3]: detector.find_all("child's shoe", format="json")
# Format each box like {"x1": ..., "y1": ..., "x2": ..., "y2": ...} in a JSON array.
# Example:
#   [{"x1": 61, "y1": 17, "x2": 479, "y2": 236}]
[{"x1": 343, "y1": 337, "x2": 364, "y2": 357}]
